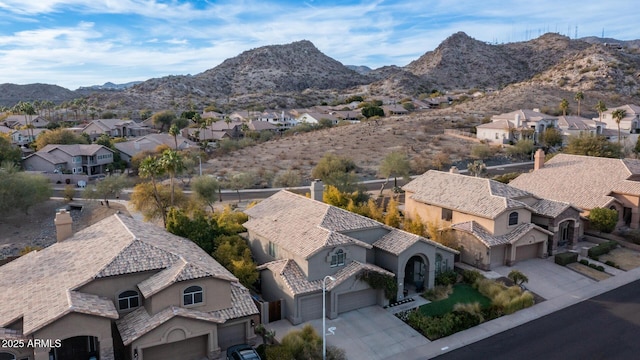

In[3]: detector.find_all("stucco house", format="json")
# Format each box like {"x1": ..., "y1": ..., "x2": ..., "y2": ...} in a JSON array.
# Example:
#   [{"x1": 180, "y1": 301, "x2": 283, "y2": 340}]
[
  {"x1": 114, "y1": 134, "x2": 197, "y2": 163},
  {"x1": 22, "y1": 144, "x2": 114, "y2": 175},
  {"x1": 243, "y1": 186, "x2": 458, "y2": 325},
  {"x1": 510, "y1": 151, "x2": 640, "y2": 230},
  {"x1": 296, "y1": 112, "x2": 339, "y2": 126},
  {"x1": 556, "y1": 115, "x2": 605, "y2": 141},
  {"x1": 598, "y1": 104, "x2": 640, "y2": 134},
  {"x1": 0, "y1": 211, "x2": 258, "y2": 360},
  {"x1": 476, "y1": 109, "x2": 558, "y2": 144},
  {"x1": 402, "y1": 169, "x2": 581, "y2": 270},
  {"x1": 82, "y1": 119, "x2": 153, "y2": 140},
  {"x1": 3, "y1": 114, "x2": 50, "y2": 129}
]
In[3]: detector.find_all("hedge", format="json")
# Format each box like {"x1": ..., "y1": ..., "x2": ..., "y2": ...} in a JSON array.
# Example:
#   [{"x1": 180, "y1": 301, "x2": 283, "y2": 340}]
[
  {"x1": 555, "y1": 252, "x2": 578, "y2": 266},
  {"x1": 588, "y1": 241, "x2": 617, "y2": 258}
]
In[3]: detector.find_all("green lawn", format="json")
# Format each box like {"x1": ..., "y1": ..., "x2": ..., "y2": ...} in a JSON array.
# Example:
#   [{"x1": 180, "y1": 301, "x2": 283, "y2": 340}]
[{"x1": 419, "y1": 284, "x2": 491, "y2": 317}]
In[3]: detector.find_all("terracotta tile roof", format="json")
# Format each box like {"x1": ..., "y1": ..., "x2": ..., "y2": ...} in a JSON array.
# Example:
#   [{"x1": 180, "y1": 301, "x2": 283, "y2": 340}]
[
  {"x1": 453, "y1": 221, "x2": 551, "y2": 247},
  {"x1": 258, "y1": 259, "x2": 393, "y2": 296},
  {"x1": 0, "y1": 327, "x2": 26, "y2": 340},
  {"x1": 530, "y1": 199, "x2": 576, "y2": 218},
  {"x1": 374, "y1": 228, "x2": 458, "y2": 255},
  {"x1": 0, "y1": 214, "x2": 238, "y2": 336},
  {"x1": 244, "y1": 191, "x2": 380, "y2": 259},
  {"x1": 403, "y1": 171, "x2": 533, "y2": 219},
  {"x1": 491, "y1": 109, "x2": 557, "y2": 122},
  {"x1": 509, "y1": 154, "x2": 640, "y2": 210},
  {"x1": 39, "y1": 144, "x2": 112, "y2": 156},
  {"x1": 476, "y1": 119, "x2": 513, "y2": 130}
]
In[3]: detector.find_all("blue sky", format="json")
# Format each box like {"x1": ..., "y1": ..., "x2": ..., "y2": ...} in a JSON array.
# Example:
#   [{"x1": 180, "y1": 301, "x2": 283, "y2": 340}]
[{"x1": 0, "y1": 0, "x2": 636, "y2": 90}]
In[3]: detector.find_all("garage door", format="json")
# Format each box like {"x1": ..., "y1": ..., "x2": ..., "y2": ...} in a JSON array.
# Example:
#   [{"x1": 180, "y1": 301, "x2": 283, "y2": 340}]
[
  {"x1": 218, "y1": 322, "x2": 246, "y2": 350},
  {"x1": 515, "y1": 243, "x2": 540, "y2": 262},
  {"x1": 300, "y1": 295, "x2": 324, "y2": 322},
  {"x1": 337, "y1": 289, "x2": 377, "y2": 314},
  {"x1": 142, "y1": 335, "x2": 207, "y2": 360},
  {"x1": 490, "y1": 246, "x2": 506, "y2": 268}
]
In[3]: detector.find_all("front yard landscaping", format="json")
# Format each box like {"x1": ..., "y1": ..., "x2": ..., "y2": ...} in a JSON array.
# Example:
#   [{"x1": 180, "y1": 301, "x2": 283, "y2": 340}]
[{"x1": 397, "y1": 269, "x2": 536, "y2": 340}]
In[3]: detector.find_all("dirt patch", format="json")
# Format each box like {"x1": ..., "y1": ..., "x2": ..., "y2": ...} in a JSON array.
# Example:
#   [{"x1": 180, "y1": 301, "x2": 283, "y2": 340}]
[
  {"x1": 566, "y1": 263, "x2": 611, "y2": 281},
  {"x1": 598, "y1": 247, "x2": 640, "y2": 271},
  {"x1": 0, "y1": 199, "x2": 130, "y2": 259}
]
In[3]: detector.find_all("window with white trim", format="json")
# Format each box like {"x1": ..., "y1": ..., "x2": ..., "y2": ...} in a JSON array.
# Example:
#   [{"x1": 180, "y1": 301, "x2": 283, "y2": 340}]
[
  {"x1": 330, "y1": 249, "x2": 345, "y2": 267},
  {"x1": 183, "y1": 285, "x2": 204, "y2": 306},
  {"x1": 118, "y1": 290, "x2": 140, "y2": 310}
]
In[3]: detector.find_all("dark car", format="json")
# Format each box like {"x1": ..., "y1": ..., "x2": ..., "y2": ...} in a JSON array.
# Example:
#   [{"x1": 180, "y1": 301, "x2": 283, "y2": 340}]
[{"x1": 226, "y1": 344, "x2": 261, "y2": 360}]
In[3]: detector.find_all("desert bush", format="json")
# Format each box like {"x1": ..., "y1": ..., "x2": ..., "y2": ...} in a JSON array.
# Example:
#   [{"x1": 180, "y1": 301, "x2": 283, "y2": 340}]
[
  {"x1": 453, "y1": 301, "x2": 484, "y2": 323},
  {"x1": 477, "y1": 278, "x2": 534, "y2": 315},
  {"x1": 461, "y1": 269, "x2": 484, "y2": 284},
  {"x1": 435, "y1": 270, "x2": 458, "y2": 286},
  {"x1": 423, "y1": 284, "x2": 452, "y2": 301}
]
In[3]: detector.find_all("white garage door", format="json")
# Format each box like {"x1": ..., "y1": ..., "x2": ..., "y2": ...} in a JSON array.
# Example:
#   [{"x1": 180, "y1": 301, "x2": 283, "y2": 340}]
[
  {"x1": 300, "y1": 295, "x2": 324, "y2": 322},
  {"x1": 516, "y1": 243, "x2": 540, "y2": 262},
  {"x1": 142, "y1": 335, "x2": 207, "y2": 360},
  {"x1": 338, "y1": 289, "x2": 377, "y2": 314},
  {"x1": 218, "y1": 322, "x2": 246, "y2": 350}
]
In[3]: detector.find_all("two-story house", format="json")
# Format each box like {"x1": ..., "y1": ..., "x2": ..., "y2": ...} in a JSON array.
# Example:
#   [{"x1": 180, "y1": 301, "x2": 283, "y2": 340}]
[
  {"x1": 114, "y1": 134, "x2": 198, "y2": 163},
  {"x1": 510, "y1": 151, "x2": 640, "y2": 231},
  {"x1": 598, "y1": 104, "x2": 640, "y2": 134},
  {"x1": 243, "y1": 185, "x2": 458, "y2": 325},
  {"x1": 0, "y1": 211, "x2": 258, "y2": 360},
  {"x1": 476, "y1": 109, "x2": 558, "y2": 144},
  {"x1": 22, "y1": 144, "x2": 115, "y2": 175},
  {"x1": 403, "y1": 168, "x2": 581, "y2": 270}
]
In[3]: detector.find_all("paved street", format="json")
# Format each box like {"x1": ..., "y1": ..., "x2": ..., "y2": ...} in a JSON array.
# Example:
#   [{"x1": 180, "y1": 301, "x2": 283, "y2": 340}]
[{"x1": 433, "y1": 279, "x2": 640, "y2": 360}]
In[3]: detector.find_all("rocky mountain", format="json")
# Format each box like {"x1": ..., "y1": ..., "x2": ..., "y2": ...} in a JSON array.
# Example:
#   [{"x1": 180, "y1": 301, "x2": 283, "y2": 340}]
[
  {"x1": 77, "y1": 81, "x2": 142, "y2": 91},
  {"x1": 1, "y1": 33, "x2": 639, "y2": 113},
  {"x1": 0, "y1": 83, "x2": 77, "y2": 107}
]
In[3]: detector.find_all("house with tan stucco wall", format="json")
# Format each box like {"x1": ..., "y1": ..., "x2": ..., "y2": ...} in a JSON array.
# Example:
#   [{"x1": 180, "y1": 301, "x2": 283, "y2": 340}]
[
  {"x1": 0, "y1": 211, "x2": 258, "y2": 360},
  {"x1": 402, "y1": 169, "x2": 581, "y2": 270},
  {"x1": 243, "y1": 186, "x2": 458, "y2": 325}
]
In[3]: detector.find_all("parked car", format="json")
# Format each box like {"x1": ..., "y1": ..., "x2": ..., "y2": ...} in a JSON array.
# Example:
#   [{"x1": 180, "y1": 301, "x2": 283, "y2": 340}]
[{"x1": 226, "y1": 344, "x2": 261, "y2": 360}]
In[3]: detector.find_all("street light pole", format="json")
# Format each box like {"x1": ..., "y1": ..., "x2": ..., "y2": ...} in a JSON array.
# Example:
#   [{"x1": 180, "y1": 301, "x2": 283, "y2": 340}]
[
  {"x1": 322, "y1": 275, "x2": 335, "y2": 360},
  {"x1": 197, "y1": 155, "x2": 202, "y2": 176}
]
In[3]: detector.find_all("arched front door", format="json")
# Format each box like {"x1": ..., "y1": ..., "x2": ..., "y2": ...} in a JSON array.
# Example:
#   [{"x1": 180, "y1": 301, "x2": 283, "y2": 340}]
[{"x1": 404, "y1": 255, "x2": 428, "y2": 294}]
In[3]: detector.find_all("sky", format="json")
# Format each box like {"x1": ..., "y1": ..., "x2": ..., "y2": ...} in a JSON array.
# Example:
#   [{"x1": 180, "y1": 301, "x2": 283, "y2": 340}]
[{"x1": 0, "y1": 0, "x2": 637, "y2": 90}]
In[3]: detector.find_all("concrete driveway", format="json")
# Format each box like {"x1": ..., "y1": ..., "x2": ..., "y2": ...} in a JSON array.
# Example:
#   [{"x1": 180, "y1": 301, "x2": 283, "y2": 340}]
[
  {"x1": 267, "y1": 305, "x2": 429, "y2": 360},
  {"x1": 491, "y1": 257, "x2": 597, "y2": 300}
]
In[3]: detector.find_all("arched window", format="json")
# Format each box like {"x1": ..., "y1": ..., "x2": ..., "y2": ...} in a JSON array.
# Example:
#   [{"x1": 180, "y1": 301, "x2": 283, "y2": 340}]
[
  {"x1": 508, "y1": 212, "x2": 519, "y2": 226},
  {"x1": 118, "y1": 290, "x2": 140, "y2": 310},
  {"x1": 183, "y1": 285, "x2": 204, "y2": 306}
]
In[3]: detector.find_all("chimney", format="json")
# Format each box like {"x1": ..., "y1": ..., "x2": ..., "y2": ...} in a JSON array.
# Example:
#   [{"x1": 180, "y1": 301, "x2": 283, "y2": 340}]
[
  {"x1": 534, "y1": 149, "x2": 545, "y2": 170},
  {"x1": 449, "y1": 166, "x2": 459, "y2": 174},
  {"x1": 515, "y1": 113, "x2": 521, "y2": 127},
  {"x1": 55, "y1": 209, "x2": 73, "y2": 242},
  {"x1": 310, "y1": 179, "x2": 324, "y2": 202}
]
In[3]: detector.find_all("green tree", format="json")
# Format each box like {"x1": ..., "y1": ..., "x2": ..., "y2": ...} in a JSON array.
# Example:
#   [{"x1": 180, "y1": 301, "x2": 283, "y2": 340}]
[
  {"x1": 506, "y1": 139, "x2": 535, "y2": 160},
  {"x1": 403, "y1": 214, "x2": 426, "y2": 236},
  {"x1": 508, "y1": 270, "x2": 529, "y2": 286},
  {"x1": 84, "y1": 174, "x2": 129, "y2": 207},
  {"x1": 273, "y1": 169, "x2": 303, "y2": 188},
  {"x1": 588, "y1": 207, "x2": 618, "y2": 233},
  {"x1": 384, "y1": 197, "x2": 401, "y2": 227},
  {"x1": 574, "y1": 91, "x2": 584, "y2": 116},
  {"x1": 0, "y1": 164, "x2": 52, "y2": 215},
  {"x1": 0, "y1": 135, "x2": 21, "y2": 165},
  {"x1": 225, "y1": 172, "x2": 255, "y2": 202},
  {"x1": 311, "y1": 153, "x2": 360, "y2": 193},
  {"x1": 559, "y1": 98, "x2": 569, "y2": 116},
  {"x1": 612, "y1": 109, "x2": 627, "y2": 147},
  {"x1": 130, "y1": 182, "x2": 185, "y2": 226},
  {"x1": 166, "y1": 208, "x2": 221, "y2": 254},
  {"x1": 34, "y1": 128, "x2": 88, "y2": 150},
  {"x1": 539, "y1": 127, "x2": 564, "y2": 148},
  {"x1": 361, "y1": 105, "x2": 385, "y2": 118},
  {"x1": 192, "y1": 175, "x2": 221, "y2": 212},
  {"x1": 564, "y1": 135, "x2": 622, "y2": 158},
  {"x1": 151, "y1": 110, "x2": 176, "y2": 132},
  {"x1": 378, "y1": 151, "x2": 411, "y2": 196}
]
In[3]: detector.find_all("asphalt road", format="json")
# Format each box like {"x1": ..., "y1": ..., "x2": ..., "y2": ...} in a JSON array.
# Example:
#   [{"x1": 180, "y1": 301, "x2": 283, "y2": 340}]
[{"x1": 434, "y1": 279, "x2": 640, "y2": 360}]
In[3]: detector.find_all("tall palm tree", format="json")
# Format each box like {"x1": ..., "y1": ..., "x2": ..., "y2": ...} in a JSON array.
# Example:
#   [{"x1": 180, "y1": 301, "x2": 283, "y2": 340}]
[
  {"x1": 19, "y1": 101, "x2": 36, "y2": 141},
  {"x1": 160, "y1": 149, "x2": 184, "y2": 207},
  {"x1": 559, "y1": 99, "x2": 569, "y2": 116},
  {"x1": 169, "y1": 124, "x2": 180, "y2": 150},
  {"x1": 612, "y1": 109, "x2": 627, "y2": 147},
  {"x1": 595, "y1": 101, "x2": 607, "y2": 121},
  {"x1": 138, "y1": 156, "x2": 167, "y2": 225},
  {"x1": 574, "y1": 91, "x2": 584, "y2": 116}
]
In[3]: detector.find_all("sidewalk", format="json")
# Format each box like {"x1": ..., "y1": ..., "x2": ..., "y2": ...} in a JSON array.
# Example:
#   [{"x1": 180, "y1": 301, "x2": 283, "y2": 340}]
[{"x1": 392, "y1": 264, "x2": 640, "y2": 360}]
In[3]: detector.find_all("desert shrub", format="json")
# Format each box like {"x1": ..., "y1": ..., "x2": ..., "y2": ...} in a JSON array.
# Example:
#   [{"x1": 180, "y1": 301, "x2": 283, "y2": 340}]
[
  {"x1": 461, "y1": 269, "x2": 484, "y2": 284},
  {"x1": 555, "y1": 252, "x2": 578, "y2": 266},
  {"x1": 604, "y1": 260, "x2": 620, "y2": 268},
  {"x1": 453, "y1": 302, "x2": 484, "y2": 323},
  {"x1": 63, "y1": 184, "x2": 76, "y2": 201},
  {"x1": 474, "y1": 278, "x2": 534, "y2": 314},
  {"x1": 579, "y1": 259, "x2": 589, "y2": 265},
  {"x1": 422, "y1": 284, "x2": 452, "y2": 301},
  {"x1": 435, "y1": 270, "x2": 458, "y2": 286}
]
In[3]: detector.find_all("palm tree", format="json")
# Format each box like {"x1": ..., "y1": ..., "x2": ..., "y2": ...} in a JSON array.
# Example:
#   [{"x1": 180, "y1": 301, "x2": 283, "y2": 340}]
[
  {"x1": 559, "y1": 99, "x2": 569, "y2": 116},
  {"x1": 595, "y1": 101, "x2": 607, "y2": 122},
  {"x1": 574, "y1": 91, "x2": 584, "y2": 116},
  {"x1": 612, "y1": 109, "x2": 627, "y2": 147},
  {"x1": 138, "y1": 156, "x2": 167, "y2": 224},
  {"x1": 19, "y1": 101, "x2": 36, "y2": 141},
  {"x1": 160, "y1": 149, "x2": 184, "y2": 207},
  {"x1": 169, "y1": 124, "x2": 180, "y2": 150}
]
